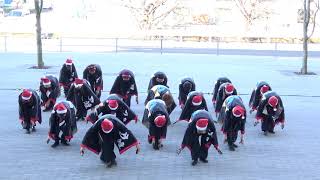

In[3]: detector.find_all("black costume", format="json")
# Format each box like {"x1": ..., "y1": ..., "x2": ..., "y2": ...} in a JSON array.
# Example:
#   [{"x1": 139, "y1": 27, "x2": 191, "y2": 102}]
[
  {"x1": 81, "y1": 115, "x2": 139, "y2": 166},
  {"x1": 212, "y1": 77, "x2": 231, "y2": 105},
  {"x1": 59, "y1": 59, "x2": 78, "y2": 96},
  {"x1": 255, "y1": 91, "x2": 285, "y2": 135},
  {"x1": 18, "y1": 89, "x2": 42, "y2": 133},
  {"x1": 110, "y1": 69, "x2": 138, "y2": 107},
  {"x1": 180, "y1": 110, "x2": 221, "y2": 165},
  {"x1": 39, "y1": 75, "x2": 60, "y2": 111},
  {"x1": 48, "y1": 101, "x2": 77, "y2": 147},
  {"x1": 178, "y1": 91, "x2": 208, "y2": 122},
  {"x1": 147, "y1": 71, "x2": 168, "y2": 90},
  {"x1": 178, "y1": 77, "x2": 196, "y2": 108},
  {"x1": 215, "y1": 82, "x2": 237, "y2": 114},
  {"x1": 218, "y1": 95, "x2": 246, "y2": 151},
  {"x1": 83, "y1": 64, "x2": 103, "y2": 98},
  {"x1": 249, "y1": 81, "x2": 272, "y2": 111},
  {"x1": 145, "y1": 85, "x2": 176, "y2": 114},
  {"x1": 66, "y1": 79, "x2": 100, "y2": 120},
  {"x1": 86, "y1": 94, "x2": 138, "y2": 124},
  {"x1": 142, "y1": 99, "x2": 170, "y2": 150}
]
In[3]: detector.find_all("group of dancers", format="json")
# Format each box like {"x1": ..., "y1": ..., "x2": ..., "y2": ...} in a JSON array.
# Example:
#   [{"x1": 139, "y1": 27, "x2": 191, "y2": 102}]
[{"x1": 18, "y1": 59, "x2": 285, "y2": 167}]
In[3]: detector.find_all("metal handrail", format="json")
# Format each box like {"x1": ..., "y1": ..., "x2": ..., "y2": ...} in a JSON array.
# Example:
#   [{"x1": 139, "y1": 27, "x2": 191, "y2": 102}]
[{"x1": 0, "y1": 35, "x2": 319, "y2": 55}]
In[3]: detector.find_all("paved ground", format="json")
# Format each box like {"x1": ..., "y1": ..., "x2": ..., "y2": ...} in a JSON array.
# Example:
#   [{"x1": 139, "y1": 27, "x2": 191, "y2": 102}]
[{"x1": 0, "y1": 52, "x2": 319, "y2": 180}]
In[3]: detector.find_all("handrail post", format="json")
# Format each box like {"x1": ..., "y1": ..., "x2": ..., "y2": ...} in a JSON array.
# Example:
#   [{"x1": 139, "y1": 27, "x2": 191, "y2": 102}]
[
  {"x1": 274, "y1": 41, "x2": 278, "y2": 57},
  {"x1": 4, "y1": 36, "x2": 7, "y2": 52},
  {"x1": 216, "y1": 38, "x2": 220, "y2": 55},
  {"x1": 160, "y1": 37, "x2": 163, "y2": 54},
  {"x1": 59, "y1": 37, "x2": 62, "y2": 52},
  {"x1": 115, "y1": 38, "x2": 118, "y2": 53}
]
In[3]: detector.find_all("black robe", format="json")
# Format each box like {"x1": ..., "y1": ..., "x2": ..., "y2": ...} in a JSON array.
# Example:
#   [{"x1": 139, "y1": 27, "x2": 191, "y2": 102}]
[
  {"x1": 142, "y1": 99, "x2": 170, "y2": 142},
  {"x1": 145, "y1": 85, "x2": 176, "y2": 114},
  {"x1": 219, "y1": 95, "x2": 246, "y2": 145},
  {"x1": 18, "y1": 89, "x2": 42, "y2": 129},
  {"x1": 147, "y1": 71, "x2": 168, "y2": 90},
  {"x1": 83, "y1": 64, "x2": 103, "y2": 98},
  {"x1": 110, "y1": 70, "x2": 138, "y2": 107},
  {"x1": 178, "y1": 77, "x2": 196, "y2": 107},
  {"x1": 66, "y1": 80, "x2": 100, "y2": 119},
  {"x1": 86, "y1": 94, "x2": 137, "y2": 125},
  {"x1": 215, "y1": 83, "x2": 238, "y2": 113},
  {"x1": 256, "y1": 91, "x2": 285, "y2": 132},
  {"x1": 179, "y1": 91, "x2": 208, "y2": 121},
  {"x1": 212, "y1": 77, "x2": 231, "y2": 104},
  {"x1": 48, "y1": 101, "x2": 77, "y2": 141},
  {"x1": 249, "y1": 81, "x2": 272, "y2": 110},
  {"x1": 59, "y1": 63, "x2": 78, "y2": 95},
  {"x1": 39, "y1": 75, "x2": 60, "y2": 108},
  {"x1": 181, "y1": 110, "x2": 219, "y2": 160},
  {"x1": 81, "y1": 115, "x2": 138, "y2": 158}
]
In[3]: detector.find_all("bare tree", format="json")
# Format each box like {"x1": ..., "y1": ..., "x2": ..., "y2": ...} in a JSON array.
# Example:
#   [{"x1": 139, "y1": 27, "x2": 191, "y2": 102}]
[
  {"x1": 233, "y1": 0, "x2": 272, "y2": 29},
  {"x1": 34, "y1": 0, "x2": 44, "y2": 68},
  {"x1": 302, "y1": 0, "x2": 319, "y2": 74},
  {"x1": 121, "y1": 0, "x2": 188, "y2": 30}
]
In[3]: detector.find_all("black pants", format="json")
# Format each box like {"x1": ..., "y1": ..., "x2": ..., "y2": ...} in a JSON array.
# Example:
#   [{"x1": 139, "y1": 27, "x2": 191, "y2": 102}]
[
  {"x1": 41, "y1": 93, "x2": 59, "y2": 109},
  {"x1": 48, "y1": 101, "x2": 54, "y2": 109},
  {"x1": 76, "y1": 106, "x2": 87, "y2": 119},
  {"x1": 75, "y1": 98, "x2": 87, "y2": 119},
  {"x1": 95, "y1": 90, "x2": 101, "y2": 99},
  {"x1": 53, "y1": 125, "x2": 68, "y2": 142},
  {"x1": 90, "y1": 85, "x2": 101, "y2": 99},
  {"x1": 123, "y1": 95, "x2": 132, "y2": 107},
  {"x1": 261, "y1": 117, "x2": 275, "y2": 132},
  {"x1": 63, "y1": 86, "x2": 70, "y2": 97},
  {"x1": 100, "y1": 141, "x2": 116, "y2": 163},
  {"x1": 227, "y1": 131, "x2": 238, "y2": 146},
  {"x1": 149, "y1": 125, "x2": 165, "y2": 148},
  {"x1": 249, "y1": 90, "x2": 255, "y2": 108},
  {"x1": 191, "y1": 136, "x2": 208, "y2": 161},
  {"x1": 42, "y1": 99, "x2": 54, "y2": 110},
  {"x1": 22, "y1": 118, "x2": 32, "y2": 130}
]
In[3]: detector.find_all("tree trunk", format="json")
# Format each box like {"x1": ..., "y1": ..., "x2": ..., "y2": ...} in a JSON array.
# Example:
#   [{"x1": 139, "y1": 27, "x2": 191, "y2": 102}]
[
  {"x1": 35, "y1": 0, "x2": 44, "y2": 68},
  {"x1": 302, "y1": 0, "x2": 310, "y2": 74},
  {"x1": 302, "y1": 26, "x2": 308, "y2": 74}
]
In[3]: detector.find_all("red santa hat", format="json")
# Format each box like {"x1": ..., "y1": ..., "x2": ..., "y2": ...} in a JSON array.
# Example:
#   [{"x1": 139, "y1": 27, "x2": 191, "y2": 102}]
[
  {"x1": 225, "y1": 84, "x2": 234, "y2": 94},
  {"x1": 260, "y1": 85, "x2": 270, "y2": 94},
  {"x1": 74, "y1": 78, "x2": 84, "y2": 86},
  {"x1": 108, "y1": 99, "x2": 118, "y2": 110},
  {"x1": 268, "y1": 96, "x2": 278, "y2": 111},
  {"x1": 21, "y1": 89, "x2": 32, "y2": 100},
  {"x1": 55, "y1": 103, "x2": 67, "y2": 114},
  {"x1": 154, "y1": 115, "x2": 166, "y2": 127},
  {"x1": 41, "y1": 77, "x2": 51, "y2": 87},
  {"x1": 75, "y1": 78, "x2": 83, "y2": 85},
  {"x1": 65, "y1": 59, "x2": 73, "y2": 65},
  {"x1": 74, "y1": 78, "x2": 84, "y2": 88},
  {"x1": 196, "y1": 118, "x2": 208, "y2": 131},
  {"x1": 232, "y1": 105, "x2": 245, "y2": 119},
  {"x1": 101, "y1": 119, "x2": 114, "y2": 133},
  {"x1": 192, "y1": 95, "x2": 203, "y2": 106}
]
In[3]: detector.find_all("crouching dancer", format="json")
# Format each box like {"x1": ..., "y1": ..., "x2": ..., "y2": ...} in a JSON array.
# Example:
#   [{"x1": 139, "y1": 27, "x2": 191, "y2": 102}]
[{"x1": 80, "y1": 114, "x2": 140, "y2": 168}]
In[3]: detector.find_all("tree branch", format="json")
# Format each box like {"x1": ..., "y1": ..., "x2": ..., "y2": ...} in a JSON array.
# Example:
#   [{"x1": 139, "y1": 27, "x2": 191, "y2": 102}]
[
  {"x1": 233, "y1": 0, "x2": 252, "y2": 23},
  {"x1": 40, "y1": 0, "x2": 43, "y2": 13},
  {"x1": 308, "y1": 0, "x2": 319, "y2": 38},
  {"x1": 153, "y1": 4, "x2": 178, "y2": 27}
]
